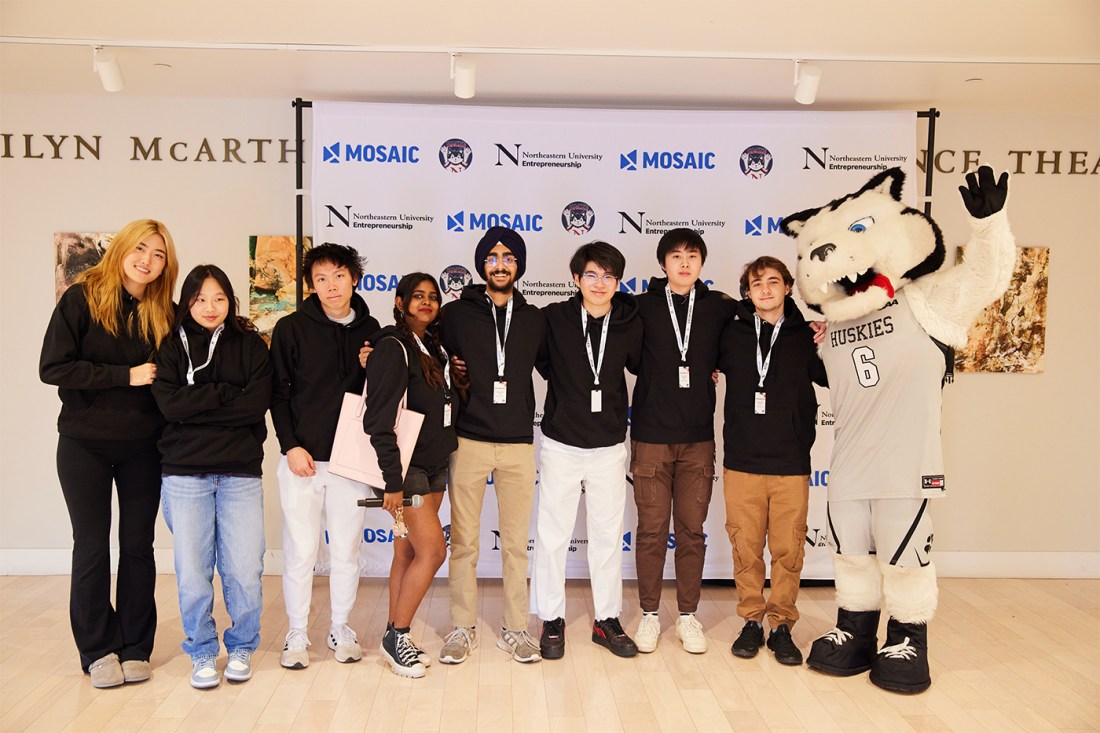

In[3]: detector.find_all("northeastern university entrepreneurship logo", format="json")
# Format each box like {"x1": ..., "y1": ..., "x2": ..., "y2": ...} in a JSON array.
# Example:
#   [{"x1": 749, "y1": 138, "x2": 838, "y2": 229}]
[
  {"x1": 439, "y1": 138, "x2": 473, "y2": 172},
  {"x1": 561, "y1": 201, "x2": 595, "y2": 235},
  {"x1": 740, "y1": 145, "x2": 773, "y2": 178}
]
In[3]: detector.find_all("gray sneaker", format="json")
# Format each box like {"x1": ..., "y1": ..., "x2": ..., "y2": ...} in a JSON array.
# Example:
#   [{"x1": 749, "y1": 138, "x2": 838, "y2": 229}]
[
  {"x1": 224, "y1": 649, "x2": 253, "y2": 682},
  {"x1": 439, "y1": 626, "x2": 478, "y2": 664},
  {"x1": 190, "y1": 656, "x2": 220, "y2": 689},
  {"x1": 328, "y1": 624, "x2": 363, "y2": 663},
  {"x1": 281, "y1": 628, "x2": 310, "y2": 669},
  {"x1": 497, "y1": 628, "x2": 542, "y2": 663}
]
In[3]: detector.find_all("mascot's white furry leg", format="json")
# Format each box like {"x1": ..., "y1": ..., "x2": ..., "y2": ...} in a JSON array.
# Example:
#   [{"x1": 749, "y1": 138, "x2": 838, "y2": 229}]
[
  {"x1": 871, "y1": 562, "x2": 938, "y2": 694},
  {"x1": 806, "y1": 554, "x2": 882, "y2": 676}
]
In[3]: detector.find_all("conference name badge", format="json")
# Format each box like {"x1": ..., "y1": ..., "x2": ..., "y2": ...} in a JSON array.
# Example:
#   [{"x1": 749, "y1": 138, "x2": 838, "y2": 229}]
[
  {"x1": 443, "y1": 403, "x2": 452, "y2": 427},
  {"x1": 678, "y1": 365, "x2": 690, "y2": 389},
  {"x1": 755, "y1": 391, "x2": 767, "y2": 415},
  {"x1": 591, "y1": 389, "x2": 603, "y2": 413},
  {"x1": 494, "y1": 380, "x2": 507, "y2": 404}
]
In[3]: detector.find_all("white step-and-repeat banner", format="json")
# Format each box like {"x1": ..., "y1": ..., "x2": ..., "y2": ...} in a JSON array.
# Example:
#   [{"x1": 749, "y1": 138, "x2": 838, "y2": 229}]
[{"x1": 309, "y1": 102, "x2": 917, "y2": 580}]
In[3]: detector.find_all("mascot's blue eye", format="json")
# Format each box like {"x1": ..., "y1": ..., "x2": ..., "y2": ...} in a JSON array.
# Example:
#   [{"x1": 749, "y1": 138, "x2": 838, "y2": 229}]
[{"x1": 849, "y1": 217, "x2": 875, "y2": 233}]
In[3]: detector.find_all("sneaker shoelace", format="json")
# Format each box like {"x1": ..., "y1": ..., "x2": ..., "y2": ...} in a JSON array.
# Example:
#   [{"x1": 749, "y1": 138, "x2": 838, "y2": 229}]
[
  {"x1": 878, "y1": 636, "x2": 918, "y2": 660},
  {"x1": 443, "y1": 627, "x2": 473, "y2": 648},
  {"x1": 601, "y1": 618, "x2": 627, "y2": 639},
  {"x1": 823, "y1": 627, "x2": 854, "y2": 645},
  {"x1": 332, "y1": 624, "x2": 358, "y2": 646},
  {"x1": 285, "y1": 629, "x2": 310, "y2": 650},
  {"x1": 545, "y1": 620, "x2": 564, "y2": 639},
  {"x1": 506, "y1": 629, "x2": 538, "y2": 650},
  {"x1": 679, "y1": 615, "x2": 703, "y2": 637},
  {"x1": 228, "y1": 649, "x2": 251, "y2": 664},
  {"x1": 395, "y1": 632, "x2": 422, "y2": 666}
]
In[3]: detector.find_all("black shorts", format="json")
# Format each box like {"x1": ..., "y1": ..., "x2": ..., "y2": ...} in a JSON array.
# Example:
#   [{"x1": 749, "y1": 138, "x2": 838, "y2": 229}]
[{"x1": 373, "y1": 463, "x2": 447, "y2": 499}]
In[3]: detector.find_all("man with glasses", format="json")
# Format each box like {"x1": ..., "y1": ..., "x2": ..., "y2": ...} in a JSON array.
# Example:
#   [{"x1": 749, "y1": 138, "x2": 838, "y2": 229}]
[
  {"x1": 438, "y1": 226, "x2": 546, "y2": 664},
  {"x1": 532, "y1": 241, "x2": 643, "y2": 659}
]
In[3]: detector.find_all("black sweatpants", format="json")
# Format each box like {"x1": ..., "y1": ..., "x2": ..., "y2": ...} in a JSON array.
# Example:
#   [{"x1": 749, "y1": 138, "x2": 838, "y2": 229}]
[{"x1": 56, "y1": 435, "x2": 162, "y2": 671}]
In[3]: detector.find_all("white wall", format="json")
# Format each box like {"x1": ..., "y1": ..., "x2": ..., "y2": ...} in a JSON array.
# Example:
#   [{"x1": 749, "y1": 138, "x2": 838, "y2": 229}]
[{"x1": 1, "y1": 94, "x2": 1096, "y2": 577}]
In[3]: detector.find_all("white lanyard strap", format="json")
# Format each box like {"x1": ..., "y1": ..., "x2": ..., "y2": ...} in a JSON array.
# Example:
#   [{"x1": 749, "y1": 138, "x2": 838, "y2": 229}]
[
  {"x1": 664, "y1": 286, "x2": 696, "y2": 364},
  {"x1": 754, "y1": 314, "x2": 785, "y2": 389},
  {"x1": 487, "y1": 294, "x2": 513, "y2": 381},
  {"x1": 581, "y1": 307, "x2": 611, "y2": 387},
  {"x1": 412, "y1": 332, "x2": 451, "y2": 394},
  {"x1": 178, "y1": 324, "x2": 224, "y2": 386}
]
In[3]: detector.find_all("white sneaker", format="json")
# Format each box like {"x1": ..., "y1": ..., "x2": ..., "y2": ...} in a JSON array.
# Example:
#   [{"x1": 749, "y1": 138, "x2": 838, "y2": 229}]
[
  {"x1": 281, "y1": 628, "x2": 310, "y2": 669},
  {"x1": 328, "y1": 624, "x2": 363, "y2": 663},
  {"x1": 675, "y1": 614, "x2": 708, "y2": 654},
  {"x1": 635, "y1": 613, "x2": 661, "y2": 653}
]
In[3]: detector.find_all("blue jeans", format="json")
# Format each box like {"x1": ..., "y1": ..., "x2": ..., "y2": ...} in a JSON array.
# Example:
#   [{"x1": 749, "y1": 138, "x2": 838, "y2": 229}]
[{"x1": 161, "y1": 474, "x2": 265, "y2": 660}]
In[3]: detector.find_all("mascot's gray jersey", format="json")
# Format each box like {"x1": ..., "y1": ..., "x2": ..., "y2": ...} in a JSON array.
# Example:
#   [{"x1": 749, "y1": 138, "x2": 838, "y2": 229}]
[{"x1": 820, "y1": 289, "x2": 948, "y2": 501}]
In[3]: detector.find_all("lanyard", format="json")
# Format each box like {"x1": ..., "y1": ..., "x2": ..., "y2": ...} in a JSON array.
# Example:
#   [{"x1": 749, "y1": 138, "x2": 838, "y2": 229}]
[
  {"x1": 580, "y1": 307, "x2": 611, "y2": 387},
  {"x1": 178, "y1": 324, "x2": 224, "y2": 386},
  {"x1": 412, "y1": 332, "x2": 451, "y2": 395},
  {"x1": 487, "y1": 294, "x2": 513, "y2": 381},
  {"x1": 753, "y1": 314, "x2": 785, "y2": 389},
  {"x1": 664, "y1": 286, "x2": 696, "y2": 364}
]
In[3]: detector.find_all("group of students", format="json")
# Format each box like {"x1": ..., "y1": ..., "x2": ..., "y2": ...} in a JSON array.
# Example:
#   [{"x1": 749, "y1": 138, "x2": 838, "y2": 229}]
[{"x1": 40, "y1": 218, "x2": 827, "y2": 690}]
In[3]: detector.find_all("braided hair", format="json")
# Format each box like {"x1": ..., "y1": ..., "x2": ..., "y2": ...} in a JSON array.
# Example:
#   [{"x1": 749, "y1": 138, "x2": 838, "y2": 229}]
[{"x1": 392, "y1": 273, "x2": 468, "y2": 398}]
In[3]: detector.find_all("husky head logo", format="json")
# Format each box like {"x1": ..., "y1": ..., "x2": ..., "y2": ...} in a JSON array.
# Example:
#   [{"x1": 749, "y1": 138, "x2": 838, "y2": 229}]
[
  {"x1": 438, "y1": 265, "x2": 473, "y2": 300},
  {"x1": 561, "y1": 201, "x2": 595, "y2": 235},
  {"x1": 740, "y1": 145, "x2": 773, "y2": 178},
  {"x1": 439, "y1": 138, "x2": 473, "y2": 172},
  {"x1": 781, "y1": 168, "x2": 944, "y2": 321}
]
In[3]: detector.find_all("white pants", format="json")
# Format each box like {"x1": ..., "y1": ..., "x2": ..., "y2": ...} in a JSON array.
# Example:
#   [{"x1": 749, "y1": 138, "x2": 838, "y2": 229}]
[
  {"x1": 278, "y1": 457, "x2": 369, "y2": 629},
  {"x1": 532, "y1": 437, "x2": 628, "y2": 622}
]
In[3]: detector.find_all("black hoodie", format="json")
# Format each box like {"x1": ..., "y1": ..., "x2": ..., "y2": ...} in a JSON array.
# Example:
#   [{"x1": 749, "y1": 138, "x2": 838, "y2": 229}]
[
  {"x1": 270, "y1": 293, "x2": 381, "y2": 460},
  {"x1": 40, "y1": 283, "x2": 166, "y2": 441},
  {"x1": 537, "y1": 292, "x2": 643, "y2": 449},
  {"x1": 440, "y1": 284, "x2": 546, "y2": 443},
  {"x1": 631, "y1": 277, "x2": 737, "y2": 444},
  {"x1": 362, "y1": 326, "x2": 458, "y2": 493},
  {"x1": 152, "y1": 315, "x2": 273, "y2": 476},
  {"x1": 718, "y1": 296, "x2": 828, "y2": 475}
]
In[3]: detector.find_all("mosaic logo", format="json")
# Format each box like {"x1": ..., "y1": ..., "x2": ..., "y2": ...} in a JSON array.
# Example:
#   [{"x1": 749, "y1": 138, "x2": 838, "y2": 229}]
[
  {"x1": 321, "y1": 142, "x2": 420, "y2": 165},
  {"x1": 744, "y1": 215, "x2": 784, "y2": 236},
  {"x1": 446, "y1": 211, "x2": 544, "y2": 233},
  {"x1": 619, "y1": 149, "x2": 717, "y2": 171}
]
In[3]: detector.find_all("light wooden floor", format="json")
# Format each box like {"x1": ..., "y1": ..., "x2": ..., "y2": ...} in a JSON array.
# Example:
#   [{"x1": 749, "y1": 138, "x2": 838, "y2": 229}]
[{"x1": 1, "y1": 575, "x2": 1097, "y2": 733}]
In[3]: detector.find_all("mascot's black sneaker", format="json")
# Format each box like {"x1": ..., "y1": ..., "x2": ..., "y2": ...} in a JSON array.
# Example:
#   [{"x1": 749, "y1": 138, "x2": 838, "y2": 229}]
[
  {"x1": 870, "y1": 619, "x2": 931, "y2": 694},
  {"x1": 807, "y1": 609, "x2": 880, "y2": 676}
]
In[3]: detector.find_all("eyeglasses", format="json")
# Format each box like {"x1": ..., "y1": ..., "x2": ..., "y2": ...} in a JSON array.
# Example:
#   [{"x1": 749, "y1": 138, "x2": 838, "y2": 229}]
[
  {"x1": 580, "y1": 272, "x2": 619, "y2": 286},
  {"x1": 484, "y1": 255, "x2": 517, "y2": 267}
]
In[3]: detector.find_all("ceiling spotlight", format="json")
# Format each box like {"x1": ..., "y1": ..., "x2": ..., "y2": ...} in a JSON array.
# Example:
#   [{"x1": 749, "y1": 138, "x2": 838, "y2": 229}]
[
  {"x1": 451, "y1": 53, "x2": 476, "y2": 99},
  {"x1": 794, "y1": 60, "x2": 821, "y2": 105},
  {"x1": 93, "y1": 46, "x2": 125, "y2": 92}
]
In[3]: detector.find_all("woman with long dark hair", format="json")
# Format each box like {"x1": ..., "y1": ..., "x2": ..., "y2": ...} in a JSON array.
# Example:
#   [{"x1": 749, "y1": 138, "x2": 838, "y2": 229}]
[
  {"x1": 40, "y1": 219, "x2": 179, "y2": 687},
  {"x1": 363, "y1": 273, "x2": 462, "y2": 678},
  {"x1": 152, "y1": 265, "x2": 272, "y2": 688}
]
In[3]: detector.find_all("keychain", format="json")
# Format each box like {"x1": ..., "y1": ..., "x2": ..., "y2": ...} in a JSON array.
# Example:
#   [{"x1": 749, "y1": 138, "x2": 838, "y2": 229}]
[{"x1": 392, "y1": 506, "x2": 409, "y2": 539}]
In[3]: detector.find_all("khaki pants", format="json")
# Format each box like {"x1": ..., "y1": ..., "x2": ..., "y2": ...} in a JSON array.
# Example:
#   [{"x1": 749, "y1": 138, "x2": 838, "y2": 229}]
[
  {"x1": 448, "y1": 437, "x2": 536, "y2": 631},
  {"x1": 723, "y1": 469, "x2": 809, "y2": 629},
  {"x1": 630, "y1": 440, "x2": 715, "y2": 613}
]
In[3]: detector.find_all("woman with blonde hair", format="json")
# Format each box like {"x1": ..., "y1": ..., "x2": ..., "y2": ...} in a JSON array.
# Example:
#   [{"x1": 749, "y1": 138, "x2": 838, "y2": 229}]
[{"x1": 40, "y1": 219, "x2": 179, "y2": 688}]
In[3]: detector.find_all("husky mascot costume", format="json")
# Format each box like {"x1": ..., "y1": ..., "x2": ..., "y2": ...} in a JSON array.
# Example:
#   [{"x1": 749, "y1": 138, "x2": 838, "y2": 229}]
[{"x1": 780, "y1": 166, "x2": 1016, "y2": 693}]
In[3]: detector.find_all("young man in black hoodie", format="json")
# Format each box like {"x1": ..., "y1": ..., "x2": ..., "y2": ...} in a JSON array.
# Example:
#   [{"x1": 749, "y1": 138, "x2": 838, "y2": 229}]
[
  {"x1": 718, "y1": 256, "x2": 828, "y2": 666},
  {"x1": 438, "y1": 226, "x2": 546, "y2": 665},
  {"x1": 630, "y1": 228, "x2": 736, "y2": 655},
  {"x1": 269, "y1": 243, "x2": 381, "y2": 670},
  {"x1": 532, "y1": 241, "x2": 643, "y2": 660}
]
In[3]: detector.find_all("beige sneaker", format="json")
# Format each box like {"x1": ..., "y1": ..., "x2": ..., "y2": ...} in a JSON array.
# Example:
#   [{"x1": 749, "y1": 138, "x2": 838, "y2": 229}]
[
  {"x1": 675, "y1": 614, "x2": 708, "y2": 654},
  {"x1": 635, "y1": 613, "x2": 661, "y2": 653},
  {"x1": 497, "y1": 628, "x2": 542, "y2": 663},
  {"x1": 89, "y1": 653, "x2": 124, "y2": 688},
  {"x1": 121, "y1": 659, "x2": 151, "y2": 683},
  {"x1": 281, "y1": 628, "x2": 310, "y2": 669},
  {"x1": 439, "y1": 626, "x2": 478, "y2": 664},
  {"x1": 327, "y1": 624, "x2": 363, "y2": 663}
]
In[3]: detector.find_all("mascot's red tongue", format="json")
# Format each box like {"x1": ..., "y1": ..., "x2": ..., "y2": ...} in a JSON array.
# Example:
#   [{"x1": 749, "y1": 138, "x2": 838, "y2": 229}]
[{"x1": 850, "y1": 273, "x2": 895, "y2": 298}]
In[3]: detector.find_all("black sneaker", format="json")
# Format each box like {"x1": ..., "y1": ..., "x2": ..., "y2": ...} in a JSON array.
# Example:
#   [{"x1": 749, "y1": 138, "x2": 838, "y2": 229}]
[
  {"x1": 869, "y1": 618, "x2": 930, "y2": 694},
  {"x1": 731, "y1": 621, "x2": 765, "y2": 659},
  {"x1": 767, "y1": 624, "x2": 804, "y2": 666},
  {"x1": 379, "y1": 625, "x2": 426, "y2": 679},
  {"x1": 807, "y1": 609, "x2": 880, "y2": 676},
  {"x1": 540, "y1": 618, "x2": 566, "y2": 660},
  {"x1": 592, "y1": 617, "x2": 638, "y2": 658}
]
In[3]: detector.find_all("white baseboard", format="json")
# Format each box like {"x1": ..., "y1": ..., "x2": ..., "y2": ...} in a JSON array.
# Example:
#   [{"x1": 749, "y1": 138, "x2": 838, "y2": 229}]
[{"x1": 2, "y1": 549, "x2": 1097, "y2": 579}]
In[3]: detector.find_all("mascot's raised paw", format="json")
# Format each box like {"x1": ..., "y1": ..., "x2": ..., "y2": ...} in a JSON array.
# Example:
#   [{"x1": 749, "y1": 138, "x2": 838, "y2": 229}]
[{"x1": 958, "y1": 165, "x2": 1008, "y2": 219}]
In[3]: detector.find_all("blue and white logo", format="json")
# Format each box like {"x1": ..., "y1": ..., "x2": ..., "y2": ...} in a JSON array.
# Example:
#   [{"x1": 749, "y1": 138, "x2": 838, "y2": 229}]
[
  {"x1": 446, "y1": 211, "x2": 544, "y2": 233},
  {"x1": 321, "y1": 142, "x2": 420, "y2": 165},
  {"x1": 744, "y1": 215, "x2": 784, "y2": 236},
  {"x1": 619, "y1": 149, "x2": 717, "y2": 171}
]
